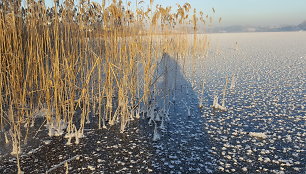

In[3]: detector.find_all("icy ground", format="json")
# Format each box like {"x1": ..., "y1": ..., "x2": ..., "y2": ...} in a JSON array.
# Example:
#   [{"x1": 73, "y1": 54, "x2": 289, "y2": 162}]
[
  {"x1": 0, "y1": 32, "x2": 305, "y2": 173},
  {"x1": 189, "y1": 32, "x2": 306, "y2": 173}
]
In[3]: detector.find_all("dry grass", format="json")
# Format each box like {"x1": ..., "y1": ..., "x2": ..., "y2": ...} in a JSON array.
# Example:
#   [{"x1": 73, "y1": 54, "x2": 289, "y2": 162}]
[{"x1": 0, "y1": 0, "x2": 212, "y2": 172}]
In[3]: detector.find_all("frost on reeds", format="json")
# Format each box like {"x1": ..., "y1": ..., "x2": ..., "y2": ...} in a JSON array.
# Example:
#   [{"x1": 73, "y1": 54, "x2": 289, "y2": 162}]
[
  {"x1": 152, "y1": 120, "x2": 160, "y2": 141},
  {"x1": 211, "y1": 76, "x2": 229, "y2": 111},
  {"x1": 45, "y1": 118, "x2": 67, "y2": 137},
  {"x1": 182, "y1": 100, "x2": 191, "y2": 117},
  {"x1": 211, "y1": 95, "x2": 227, "y2": 111},
  {"x1": 0, "y1": 0, "x2": 212, "y2": 170},
  {"x1": 198, "y1": 80, "x2": 205, "y2": 108},
  {"x1": 230, "y1": 74, "x2": 236, "y2": 90}
]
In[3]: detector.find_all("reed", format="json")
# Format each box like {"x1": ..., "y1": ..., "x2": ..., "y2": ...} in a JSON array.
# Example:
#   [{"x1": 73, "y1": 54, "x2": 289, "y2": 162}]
[{"x1": 0, "y1": 0, "x2": 213, "y2": 172}]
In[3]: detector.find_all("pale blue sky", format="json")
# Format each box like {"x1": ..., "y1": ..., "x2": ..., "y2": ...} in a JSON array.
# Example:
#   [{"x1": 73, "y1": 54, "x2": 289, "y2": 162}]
[{"x1": 44, "y1": 0, "x2": 306, "y2": 26}]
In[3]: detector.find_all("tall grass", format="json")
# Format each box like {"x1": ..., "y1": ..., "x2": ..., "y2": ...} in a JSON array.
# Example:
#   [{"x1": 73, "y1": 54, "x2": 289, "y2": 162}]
[{"x1": 0, "y1": 0, "x2": 211, "y2": 172}]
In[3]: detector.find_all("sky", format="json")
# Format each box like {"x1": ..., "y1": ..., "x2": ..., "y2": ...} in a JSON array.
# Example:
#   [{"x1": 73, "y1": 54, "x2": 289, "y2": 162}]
[{"x1": 43, "y1": 0, "x2": 306, "y2": 27}]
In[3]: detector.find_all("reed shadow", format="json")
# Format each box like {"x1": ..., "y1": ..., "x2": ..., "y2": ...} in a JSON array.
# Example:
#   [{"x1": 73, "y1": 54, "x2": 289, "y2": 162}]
[
  {"x1": 154, "y1": 53, "x2": 199, "y2": 115},
  {"x1": 150, "y1": 53, "x2": 215, "y2": 172}
]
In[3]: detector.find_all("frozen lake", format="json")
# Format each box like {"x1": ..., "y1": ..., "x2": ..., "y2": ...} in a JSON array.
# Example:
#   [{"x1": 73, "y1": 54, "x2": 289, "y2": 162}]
[
  {"x1": 189, "y1": 31, "x2": 306, "y2": 173},
  {"x1": 148, "y1": 31, "x2": 306, "y2": 173},
  {"x1": 0, "y1": 32, "x2": 305, "y2": 173}
]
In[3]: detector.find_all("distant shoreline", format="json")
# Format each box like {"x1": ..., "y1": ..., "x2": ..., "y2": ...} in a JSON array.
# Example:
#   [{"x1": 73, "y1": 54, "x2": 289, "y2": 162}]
[
  {"x1": 202, "y1": 22, "x2": 306, "y2": 34},
  {"x1": 203, "y1": 30, "x2": 306, "y2": 34}
]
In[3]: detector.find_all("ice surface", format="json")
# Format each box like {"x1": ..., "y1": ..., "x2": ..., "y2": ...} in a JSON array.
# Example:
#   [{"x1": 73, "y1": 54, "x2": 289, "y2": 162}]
[{"x1": 1, "y1": 32, "x2": 305, "y2": 173}]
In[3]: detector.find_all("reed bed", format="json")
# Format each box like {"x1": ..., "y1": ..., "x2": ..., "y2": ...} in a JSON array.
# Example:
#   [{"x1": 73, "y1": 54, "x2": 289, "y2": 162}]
[{"x1": 0, "y1": 0, "x2": 211, "y2": 172}]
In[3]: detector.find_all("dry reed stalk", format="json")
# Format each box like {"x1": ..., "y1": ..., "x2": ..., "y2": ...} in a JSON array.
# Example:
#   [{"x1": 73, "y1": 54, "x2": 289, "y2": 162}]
[
  {"x1": 222, "y1": 75, "x2": 229, "y2": 107},
  {"x1": 0, "y1": 0, "x2": 212, "y2": 171}
]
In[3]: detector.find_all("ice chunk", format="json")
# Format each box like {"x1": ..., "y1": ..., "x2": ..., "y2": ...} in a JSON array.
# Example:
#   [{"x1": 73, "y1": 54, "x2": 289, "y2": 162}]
[{"x1": 249, "y1": 132, "x2": 268, "y2": 139}]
